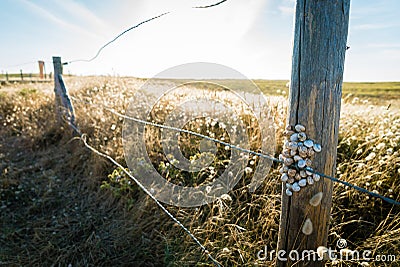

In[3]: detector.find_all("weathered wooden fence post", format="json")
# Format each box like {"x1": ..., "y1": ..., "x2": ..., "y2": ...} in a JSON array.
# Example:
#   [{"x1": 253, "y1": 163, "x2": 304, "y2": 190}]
[
  {"x1": 6, "y1": 72, "x2": 8, "y2": 82},
  {"x1": 38, "y1": 60, "x2": 45, "y2": 79},
  {"x1": 53, "y1": 56, "x2": 63, "y2": 124},
  {"x1": 20, "y1": 69, "x2": 23, "y2": 81},
  {"x1": 53, "y1": 56, "x2": 77, "y2": 132},
  {"x1": 277, "y1": 1, "x2": 350, "y2": 266}
]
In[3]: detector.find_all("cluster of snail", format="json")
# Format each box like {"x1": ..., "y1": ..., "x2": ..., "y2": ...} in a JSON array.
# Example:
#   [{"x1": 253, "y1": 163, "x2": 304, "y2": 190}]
[{"x1": 279, "y1": 124, "x2": 322, "y2": 196}]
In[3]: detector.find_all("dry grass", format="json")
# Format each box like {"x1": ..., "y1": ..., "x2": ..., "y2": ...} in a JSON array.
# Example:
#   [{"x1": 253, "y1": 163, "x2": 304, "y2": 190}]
[{"x1": 0, "y1": 76, "x2": 399, "y2": 266}]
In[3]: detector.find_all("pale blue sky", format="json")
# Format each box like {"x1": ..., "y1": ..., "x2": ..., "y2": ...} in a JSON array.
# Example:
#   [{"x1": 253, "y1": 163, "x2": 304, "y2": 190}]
[{"x1": 1, "y1": 0, "x2": 399, "y2": 81}]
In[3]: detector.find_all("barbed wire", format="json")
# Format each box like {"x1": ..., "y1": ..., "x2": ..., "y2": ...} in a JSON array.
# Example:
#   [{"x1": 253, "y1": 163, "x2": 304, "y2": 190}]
[
  {"x1": 69, "y1": 96, "x2": 400, "y2": 206},
  {"x1": 78, "y1": 133, "x2": 221, "y2": 267},
  {"x1": 2, "y1": 1, "x2": 230, "y2": 69},
  {"x1": 2, "y1": 60, "x2": 38, "y2": 69},
  {"x1": 193, "y1": 0, "x2": 228, "y2": 8},
  {"x1": 67, "y1": 12, "x2": 170, "y2": 64},
  {"x1": 66, "y1": 0, "x2": 230, "y2": 65}
]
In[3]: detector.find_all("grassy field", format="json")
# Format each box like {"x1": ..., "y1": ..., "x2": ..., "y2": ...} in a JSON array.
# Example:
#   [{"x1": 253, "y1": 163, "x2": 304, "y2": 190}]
[
  {"x1": 254, "y1": 80, "x2": 400, "y2": 103},
  {"x1": 0, "y1": 77, "x2": 399, "y2": 266}
]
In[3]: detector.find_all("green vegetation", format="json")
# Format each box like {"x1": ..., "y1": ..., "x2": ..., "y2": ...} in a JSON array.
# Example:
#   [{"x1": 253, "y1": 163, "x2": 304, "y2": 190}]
[
  {"x1": 18, "y1": 88, "x2": 37, "y2": 97},
  {"x1": 342, "y1": 81, "x2": 400, "y2": 99},
  {"x1": 253, "y1": 80, "x2": 400, "y2": 100}
]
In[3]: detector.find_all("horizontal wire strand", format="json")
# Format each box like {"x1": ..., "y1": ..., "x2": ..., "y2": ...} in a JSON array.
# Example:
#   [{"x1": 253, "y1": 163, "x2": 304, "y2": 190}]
[{"x1": 70, "y1": 96, "x2": 400, "y2": 206}]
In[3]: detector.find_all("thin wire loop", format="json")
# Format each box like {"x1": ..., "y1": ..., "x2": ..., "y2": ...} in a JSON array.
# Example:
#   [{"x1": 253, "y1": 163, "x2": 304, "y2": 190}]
[{"x1": 80, "y1": 134, "x2": 222, "y2": 267}]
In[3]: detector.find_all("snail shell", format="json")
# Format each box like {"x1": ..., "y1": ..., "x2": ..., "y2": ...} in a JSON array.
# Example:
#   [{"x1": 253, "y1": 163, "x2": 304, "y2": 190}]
[
  {"x1": 298, "y1": 132, "x2": 307, "y2": 141},
  {"x1": 285, "y1": 188, "x2": 293, "y2": 196},
  {"x1": 279, "y1": 166, "x2": 289, "y2": 174},
  {"x1": 288, "y1": 142, "x2": 298, "y2": 150},
  {"x1": 309, "y1": 192, "x2": 323, "y2": 206},
  {"x1": 283, "y1": 140, "x2": 290, "y2": 148},
  {"x1": 281, "y1": 173, "x2": 289, "y2": 182},
  {"x1": 295, "y1": 124, "x2": 306, "y2": 132},
  {"x1": 297, "y1": 159, "x2": 306, "y2": 168},
  {"x1": 307, "y1": 147, "x2": 315, "y2": 157},
  {"x1": 304, "y1": 139, "x2": 314, "y2": 148},
  {"x1": 300, "y1": 170, "x2": 307, "y2": 178},
  {"x1": 282, "y1": 149, "x2": 291, "y2": 158},
  {"x1": 313, "y1": 143, "x2": 322, "y2": 153},
  {"x1": 292, "y1": 182, "x2": 301, "y2": 192},
  {"x1": 295, "y1": 173, "x2": 302, "y2": 181},
  {"x1": 305, "y1": 158, "x2": 313, "y2": 166},
  {"x1": 293, "y1": 155, "x2": 303, "y2": 162},
  {"x1": 287, "y1": 177, "x2": 295, "y2": 184},
  {"x1": 306, "y1": 168, "x2": 314, "y2": 176},
  {"x1": 298, "y1": 178, "x2": 307, "y2": 187},
  {"x1": 287, "y1": 168, "x2": 297, "y2": 177},
  {"x1": 313, "y1": 173, "x2": 321, "y2": 182},
  {"x1": 284, "y1": 130, "x2": 295, "y2": 137},
  {"x1": 290, "y1": 149, "x2": 298, "y2": 157},
  {"x1": 284, "y1": 157, "x2": 294, "y2": 166},
  {"x1": 285, "y1": 125, "x2": 293, "y2": 131},
  {"x1": 299, "y1": 150, "x2": 308, "y2": 158},
  {"x1": 297, "y1": 141, "x2": 303, "y2": 147},
  {"x1": 298, "y1": 145, "x2": 308, "y2": 154},
  {"x1": 307, "y1": 176, "x2": 314, "y2": 185},
  {"x1": 290, "y1": 133, "x2": 299, "y2": 142},
  {"x1": 302, "y1": 218, "x2": 313, "y2": 235}
]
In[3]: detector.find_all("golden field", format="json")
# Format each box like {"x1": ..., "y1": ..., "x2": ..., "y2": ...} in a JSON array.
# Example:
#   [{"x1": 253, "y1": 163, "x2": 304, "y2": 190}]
[{"x1": 0, "y1": 76, "x2": 399, "y2": 266}]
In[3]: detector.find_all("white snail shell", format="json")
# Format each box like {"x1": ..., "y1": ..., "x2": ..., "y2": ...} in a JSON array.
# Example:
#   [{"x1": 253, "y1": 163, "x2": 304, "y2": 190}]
[
  {"x1": 292, "y1": 182, "x2": 301, "y2": 192},
  {"x1": 288, "y1": 142, "x2": 298, "y2": 150},
  {"x1": 280, "y1": 125, "x2": 322, "y2": 196},
  {"x1": 313, "y1": 173, "x2": 321, "y2": 182},
  {"x1": 304, "y1": 139, "x2": 314, "y2": 148},
  {"x1": 290, "y1": 133, "x2": 299, "y2": 142},
  {"x1": 298, "y1": 179, "x2": 307, "y2": 187},
  {"x1": 297, "y1": 159, "x2": 306, "y2": 168},
  {"x1": 300, "y1": 170, "x2": 307, "y2": 178},
  {"x1": 302, "y1": 218, "x2": 313, "y2": 235},
  {"x1": 309, "y1": 192, "x2": 323, "y2": 206},
  {"x1": 298, "y1": 132, "x2": 307, "y2": 141},
  {"x1": 295, "y1": 124, "x2": 306, "y2": 132},
  {"x1": 281, "y1": 173, "x2": 289, "y2": 182},
  {"x1": 293, "y1": 155, "x2": 303, "y2": 162},
  {"x1": 284, "y1": 157, "x2": 294, "y2": 166},
  {"x1": 285, "y1": 188, "x2": 293, "y2": 196},
  {"x1": 313, "y1": 143, "x2": 322, "y2": 152}
]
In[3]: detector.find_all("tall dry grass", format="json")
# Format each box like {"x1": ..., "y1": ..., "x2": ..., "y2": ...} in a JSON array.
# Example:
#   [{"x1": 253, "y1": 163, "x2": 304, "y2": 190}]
[{"x1": 0, "y1": 77, "x2": 399, "y2": 266}]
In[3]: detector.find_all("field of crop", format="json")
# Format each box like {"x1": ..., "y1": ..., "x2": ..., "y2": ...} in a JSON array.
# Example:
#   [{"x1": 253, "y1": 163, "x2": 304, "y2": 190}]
[{"x1": 0, "y1": 76, "x2": 399, "y2": 266}]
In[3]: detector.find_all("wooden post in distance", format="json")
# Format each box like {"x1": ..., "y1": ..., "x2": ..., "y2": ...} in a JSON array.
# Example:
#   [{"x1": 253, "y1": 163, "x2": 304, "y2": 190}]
[{"x1": 53, "y1": 56, "x2": 77, "y2": 132}]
